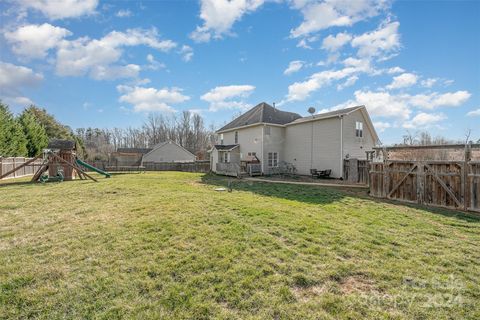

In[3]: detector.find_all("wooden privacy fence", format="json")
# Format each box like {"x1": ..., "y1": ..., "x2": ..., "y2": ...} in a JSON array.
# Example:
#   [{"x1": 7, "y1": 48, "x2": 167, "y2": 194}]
[
  {"x1": 370, "y1": 160, "x2": 480, "y2": 212},
  {"x1": 343, "y1": 159, "x2": 369, "y2": 184},
  {"x1": 83, "y1": 160, "x2": 211, "y2": 173},
  {"x1": 0, "y1": 157, "x2": 44, "y2": 180}
]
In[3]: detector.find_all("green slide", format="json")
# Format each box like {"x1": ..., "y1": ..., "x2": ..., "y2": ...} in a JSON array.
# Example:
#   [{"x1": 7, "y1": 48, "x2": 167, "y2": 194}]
[{"x1": 76, "y1": 159, "x2": 111, "y2": 178}]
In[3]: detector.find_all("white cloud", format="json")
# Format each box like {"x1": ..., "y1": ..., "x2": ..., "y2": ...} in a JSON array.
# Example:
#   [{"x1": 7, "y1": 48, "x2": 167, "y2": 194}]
[
  {"x1": 284, "y1": 60, "x2": 305, "y2": 75},
  {"x1": 3, "y1": 96, "x2": 34, "y2": 107},
  {"x1": 55, "y1": 28, "x2": 176, "y2": 79},
  {"x1": 327, "y1": 89, "x2": 471, "y2": 125},
  {"x1": 321, "y1": 32, "x2": 352, "y2": 51},
  {"x1": 0, "y1": 61, "x2": 43, "y2": 93},
  {"x1": 16, "y1": 0, "x2": 99, "y2": 20},
  {"x1": 179, "y1": 45, "x2": 194, "y2": 62},
  {"x1": 467, "y1": 108, "x2": 480, "y2": 117},
  {"x1": 373, "y1": 121, "x2": 391, "y2": 132},
  {"x1": 403, "y1": 112, "x2": 446, "y2": 129},
  {"x1": 0, "y1": 62, "x2": 43, "y2": 107},
  {"x1": 290, "y1": 0, "x2": 388, "y2": 38},
  {"x1": 386, "y1": 66, "x2": 404, "y2": 74},
  {"x1": 201, "y1": 84, "x2": 255, "y2": 111},
  {"x1": 4, "y1": 23, "x2": 72, "y2": 59},
  {"x1": 190, "y1": 0, "x2": 265, "y2": 42},
  {"x1": 116, "y1": 9, "x2": 132, "y2": 17},
  {"x1": 284, "y1": 58, "x2": 372, "y2": 102},
  {"x1": 351, "y1": 20, "x2": 400, "y2": 58},
  {"x1": 117, "y1": 85, "x2": 190, "y2": 112},
  {"x1": 337, "y1": 75, "x2": 358, "y2": 90},
  {"x1": 420, "y1": 78, "x2": 438, "y2": 88},
  {"x1": 408, "y1": 91, "x2": 471, "y2": 109},
  {"x1": 90, "y1": 64, "x2": 141, "y2": 80},
  {"x1": 386, "y1": 72, "x2": 417, "y2": 90},
  {"x1": 146, "y1": 54, "x2": 165, "y2": 70},
  {"x1": 353, "y1": 90, "x2": 412, "y2": 119}
]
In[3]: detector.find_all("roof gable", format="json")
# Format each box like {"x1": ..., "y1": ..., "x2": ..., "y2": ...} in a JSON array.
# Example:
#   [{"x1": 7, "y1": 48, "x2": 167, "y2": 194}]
[
  {"x1": 217, "y1": 102, "x2": 301, "y2": 132},
  {"x1": 143, "y1": 140, "x2": 195, "y2": 158}
]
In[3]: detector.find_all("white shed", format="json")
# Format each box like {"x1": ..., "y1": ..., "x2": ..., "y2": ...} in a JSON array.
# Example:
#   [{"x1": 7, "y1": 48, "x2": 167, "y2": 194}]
[{"x1": 142, "y1": 141, "x2": 195, "y2": 163}]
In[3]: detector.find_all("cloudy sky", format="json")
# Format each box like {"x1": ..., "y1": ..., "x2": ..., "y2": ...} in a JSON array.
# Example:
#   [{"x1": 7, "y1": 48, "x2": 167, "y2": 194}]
[{"x1": 0, "y1": 0, "x2": 479, "y2": 144}]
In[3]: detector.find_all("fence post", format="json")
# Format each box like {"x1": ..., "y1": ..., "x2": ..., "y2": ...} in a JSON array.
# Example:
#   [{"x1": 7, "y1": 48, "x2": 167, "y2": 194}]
[
  {"x1": 464, "y1": 143, "x2": 471, "y2": 211},
  {"x1": 13, "y1": 158, "x2": 17, "y2": 178},
  {"x1": 416, "y1": 162, "x2": 425, "y2": 204}
]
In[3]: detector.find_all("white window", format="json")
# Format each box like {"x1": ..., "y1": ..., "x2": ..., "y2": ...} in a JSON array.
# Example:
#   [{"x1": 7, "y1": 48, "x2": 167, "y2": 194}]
[
  {"x1": 222, "y1": 152, "x2": 229, "y2": 163},
  {"x1": 268, "y1": 152, "x2": 278, "y2": 167},
  {"x1": 355, "y1": 121, "x2": 363, "y2": 138},
  {"x1": 220, "y1": 133, "x2": 224, "y2": 144},
  {"x1": 248, "y1": 152, "x2": 256, "y2": 156},
  {"x1": 265, "y1": 126, "x2": 271, "y2": 135},
  {"x1": 234, "y1": 131, "x2": 238, "y2": 144}
]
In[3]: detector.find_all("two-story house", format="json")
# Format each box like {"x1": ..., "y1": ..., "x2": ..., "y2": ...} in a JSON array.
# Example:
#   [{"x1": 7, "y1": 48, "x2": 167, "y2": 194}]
[{"x1": 210, "y1": 102, "x2": 379, "y2": 178}]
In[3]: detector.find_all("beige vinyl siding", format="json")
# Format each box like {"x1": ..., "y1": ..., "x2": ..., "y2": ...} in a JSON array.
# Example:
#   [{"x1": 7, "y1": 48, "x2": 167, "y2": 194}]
[
  {"x1": 342, "y1": 109, "x2": 375, "y2": 160},
  {"x1": 221, "y1": 125, "x2": 263, "y2": 163},
  {"x1": 263, "y1": 125, "x2": 285, "y2": 174},
  {"x1": 142, "y1": 142, "x2": 195, "y2": 163},
  {"x1": 284, "y1": 117, "x2": 342, "y2": 177}
]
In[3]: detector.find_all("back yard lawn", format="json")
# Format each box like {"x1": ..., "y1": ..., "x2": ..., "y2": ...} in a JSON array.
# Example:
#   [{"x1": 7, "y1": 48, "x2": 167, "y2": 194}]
[{"x1": 0, "y1": 172, "x2": 479, "y2": 319}]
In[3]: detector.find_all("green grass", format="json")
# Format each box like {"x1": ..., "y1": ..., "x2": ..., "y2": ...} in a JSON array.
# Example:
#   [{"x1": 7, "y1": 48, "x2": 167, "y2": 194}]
[{"x1": 0, "y1": 172, "x2": 479, "y2": 319}]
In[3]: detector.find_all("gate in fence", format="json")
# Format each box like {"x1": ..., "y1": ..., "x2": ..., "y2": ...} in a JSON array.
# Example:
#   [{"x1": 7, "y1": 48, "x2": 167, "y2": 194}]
[{"x1": 369, "y1": 144, "x2": 480, "y2": 213}]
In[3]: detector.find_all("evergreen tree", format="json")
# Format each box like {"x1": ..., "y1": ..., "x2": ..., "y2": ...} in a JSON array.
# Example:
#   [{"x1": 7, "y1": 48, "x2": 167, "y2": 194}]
[
  {"x1": 19, "y1": 110, "x2": 48, "y2": 157},
  {"x1": 24, "y1": 106, "x2": 73, "y2": 139},
  {"x1": 0, "y1": 102, "x2": 28, "y2": 156}
]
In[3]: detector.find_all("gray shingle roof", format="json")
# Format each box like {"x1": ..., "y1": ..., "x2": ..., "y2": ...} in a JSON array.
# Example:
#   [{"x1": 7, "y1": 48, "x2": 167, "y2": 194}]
[
  {"x1": 217, "y1": 102, "x2": 301, "y2": 132},
  {"x1": 47, "y1": 139, "x2": 76, "y2": 150},
  {"x1": 116, "y1": 148, "x2": 152, "y2": 154},
  {"x1": 288, "y1": 106, "x2": 363, "y2": 125}
]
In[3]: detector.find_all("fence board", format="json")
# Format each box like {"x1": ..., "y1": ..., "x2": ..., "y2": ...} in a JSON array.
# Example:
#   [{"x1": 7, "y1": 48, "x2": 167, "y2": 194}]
[
  {"x1": 370, "y1": 160, "x2": 479, "y2": 212},
  {"x1": 0, "y1": 157, "x2": 44, "y2": 180}
]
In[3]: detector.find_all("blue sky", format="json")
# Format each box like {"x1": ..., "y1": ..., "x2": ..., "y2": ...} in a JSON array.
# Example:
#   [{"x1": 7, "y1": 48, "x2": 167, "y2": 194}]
[{"x1": 1, "y1": 0, "x2": 479, "y2": 144}]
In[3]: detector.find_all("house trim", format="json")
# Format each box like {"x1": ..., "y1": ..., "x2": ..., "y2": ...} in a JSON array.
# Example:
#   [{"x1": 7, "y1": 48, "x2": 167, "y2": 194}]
[{"x1": 216, "y1": 122, "x2": 285, "y2": 134}]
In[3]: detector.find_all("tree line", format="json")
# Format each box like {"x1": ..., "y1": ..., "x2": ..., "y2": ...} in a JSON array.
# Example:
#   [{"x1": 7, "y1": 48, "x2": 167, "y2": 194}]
[
  {"x1": 75, "y1": 111, "x2": 216, "y2": 160},
  {"x1": 1, "y1": 101, "x2": 215, "y2": 160},
  {"x1": 0, "y1": 102, "x2": 78, "y2": 158}
]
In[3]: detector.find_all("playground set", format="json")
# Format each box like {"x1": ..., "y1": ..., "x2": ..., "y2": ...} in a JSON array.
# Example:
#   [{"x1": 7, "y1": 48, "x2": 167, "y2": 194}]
[{"x1": 0, "y1": 139, "x2": 110, "y2": 182}]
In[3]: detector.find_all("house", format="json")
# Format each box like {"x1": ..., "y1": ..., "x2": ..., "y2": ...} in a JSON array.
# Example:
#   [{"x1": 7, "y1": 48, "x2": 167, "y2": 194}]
[
  {"x1": 210, "y1": 102, "x2": 379, "y2": 178},
  {"x1": 142, "y1": 141, "x2": 196, "y2": 163},
  {"x1": 110, "y1": 141, "x2": 196, "y2": 167}
]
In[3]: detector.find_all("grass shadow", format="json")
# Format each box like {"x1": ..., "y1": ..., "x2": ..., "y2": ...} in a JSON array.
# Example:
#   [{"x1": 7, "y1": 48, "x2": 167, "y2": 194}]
[
  {"x1": 201, "y1": 173, "x2": 480, "y2": 222},
  {"x1": 200, "y1": 173, "x2": 350, "y2": 205}
]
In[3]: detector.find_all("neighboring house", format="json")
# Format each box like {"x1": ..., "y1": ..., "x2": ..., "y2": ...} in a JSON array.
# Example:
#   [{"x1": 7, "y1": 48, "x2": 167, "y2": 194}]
[
  {"x1": 142, "y1": 141, "x2": 196, "y2": 163},
  {"x1": 110, "y1": 141, "x2": 196, "y2": 166},
  {"x1": 210, "y1": 102, "x2": 379, "y2": 178}
]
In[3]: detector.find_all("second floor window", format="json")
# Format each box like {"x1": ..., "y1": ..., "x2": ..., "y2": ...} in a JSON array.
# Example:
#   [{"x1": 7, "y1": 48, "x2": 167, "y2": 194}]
[
  {"x1": 235, "y1": 131, "x2": 238, "y2": 144},
  {"x1": 220, "y1": 133, "x2": 224, "y2": 144},
  {"x1": 355, "y1": 121, "x2": 363, "y2": 138}
]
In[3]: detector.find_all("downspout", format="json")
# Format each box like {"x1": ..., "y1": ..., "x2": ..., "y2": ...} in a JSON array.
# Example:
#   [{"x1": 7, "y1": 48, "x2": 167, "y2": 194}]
[
  {"x1": 340, "y1": 115, "x2": 344, "y2": 179},
  {"x1": 310, "y1": 121, "x2": 313, "y2": 170},
  {"x1": 261, "y1": 125, "x2": 265, "y2": 174}
]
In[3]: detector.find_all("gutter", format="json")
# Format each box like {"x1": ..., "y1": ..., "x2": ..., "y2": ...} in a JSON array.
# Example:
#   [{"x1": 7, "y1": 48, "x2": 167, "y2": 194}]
[{"x1": 340, "y1": 115, "x2": 344, "y2": 179}]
